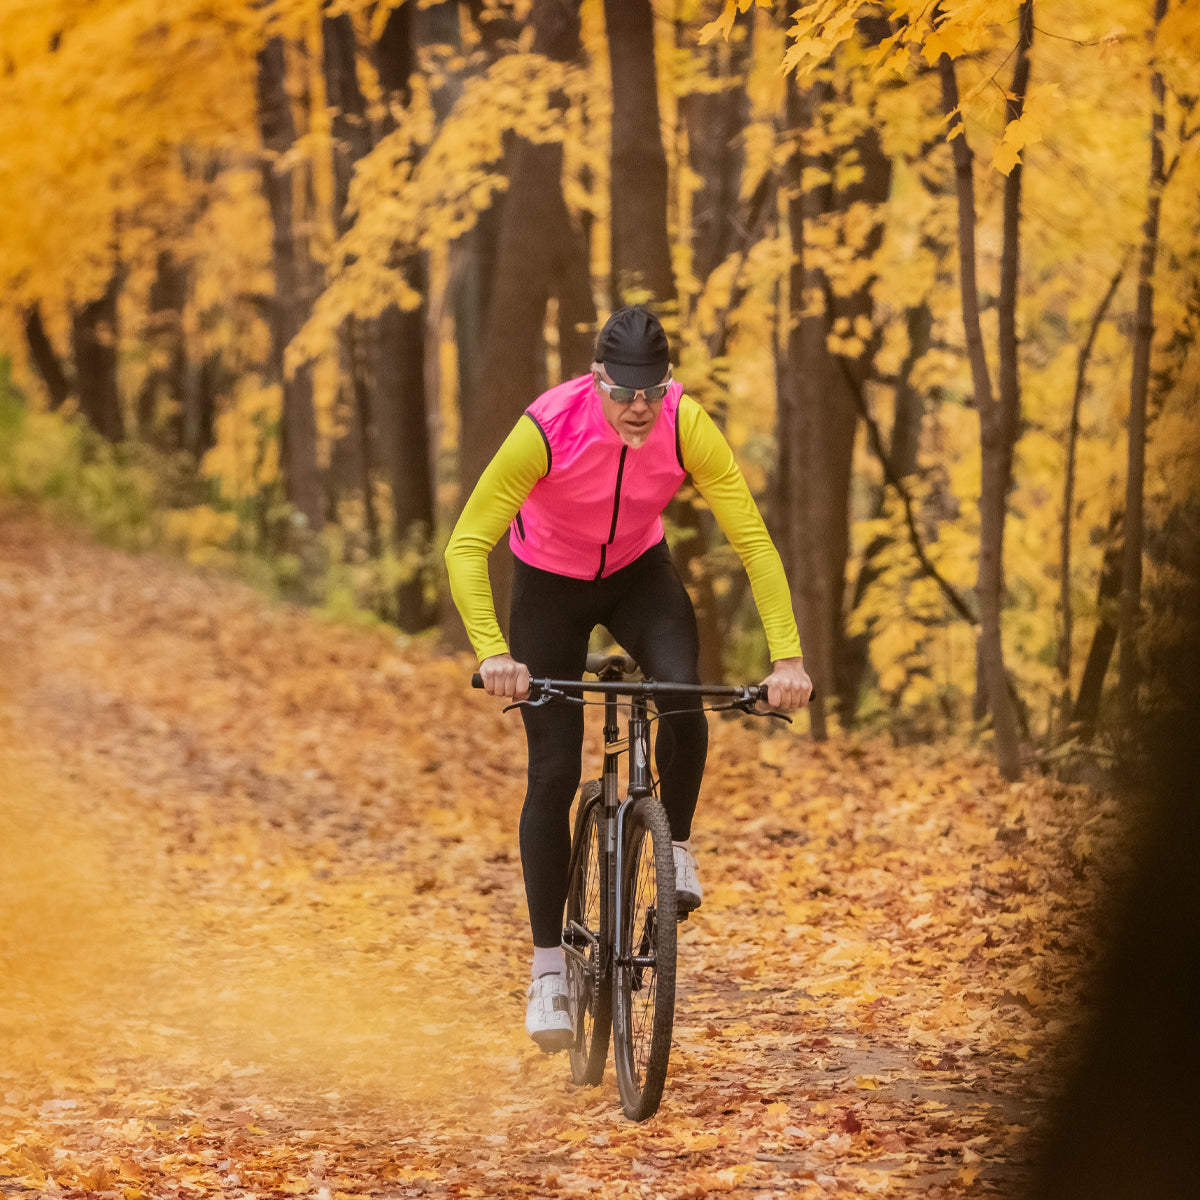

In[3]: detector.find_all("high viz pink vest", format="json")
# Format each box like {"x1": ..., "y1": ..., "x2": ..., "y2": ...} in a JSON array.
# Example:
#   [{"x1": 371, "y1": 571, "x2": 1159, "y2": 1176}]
[{"x1": 510, "y1": 374, "x2": 687, "y2": 580}]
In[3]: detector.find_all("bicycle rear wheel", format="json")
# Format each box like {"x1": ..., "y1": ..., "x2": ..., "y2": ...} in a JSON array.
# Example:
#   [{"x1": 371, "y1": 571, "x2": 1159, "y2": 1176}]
[
  {"x1": 564, "y1": 781, "x2": 611, "y2": 1086},
  {"x1": 613, "y1": 796, "x2": 677, "y2": 1120}
]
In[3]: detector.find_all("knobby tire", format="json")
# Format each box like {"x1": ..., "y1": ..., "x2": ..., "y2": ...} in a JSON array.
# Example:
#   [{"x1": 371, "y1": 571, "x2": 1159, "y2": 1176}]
[
  {"x1": 565, "y1": 781, "x2": 611, "y2": 1086},
  {"x1": 613, "y1": 796, "x2": 677, "y2": 1121}
]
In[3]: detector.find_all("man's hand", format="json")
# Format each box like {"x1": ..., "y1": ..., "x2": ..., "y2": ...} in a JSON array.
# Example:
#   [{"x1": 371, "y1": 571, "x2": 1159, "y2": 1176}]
[
  {"x1": 761, "y1": 656, "x2": 813, "y2": 711},
  {"x1": 479, "y1": 652, "x2": 531, "y2": 701}
]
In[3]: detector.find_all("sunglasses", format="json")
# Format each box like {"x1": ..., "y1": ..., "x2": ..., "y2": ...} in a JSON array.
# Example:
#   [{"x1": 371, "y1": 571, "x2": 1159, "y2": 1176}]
[{"x1": 594, "y1": 374, "x2": 672, "y2": 404}]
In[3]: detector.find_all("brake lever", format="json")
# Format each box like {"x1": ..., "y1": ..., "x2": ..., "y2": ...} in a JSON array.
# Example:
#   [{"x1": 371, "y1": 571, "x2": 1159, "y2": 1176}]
[
  {"x1": 711, "y1": 696, "x2": 793, "y2": 723},
  {"x1": 502, "y1": 689, "x2": 583, "y2": 713},
  {"x1": 762, "y1": 708, "x2": 793, "y2": 724}
]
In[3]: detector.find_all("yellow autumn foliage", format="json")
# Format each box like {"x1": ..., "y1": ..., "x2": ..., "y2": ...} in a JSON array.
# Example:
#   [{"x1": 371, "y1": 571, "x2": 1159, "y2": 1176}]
[
  {"x1": 0, "y1": 0, "x2": 1196, "y2": 749},
  {"x1": 164, "y1": 504, "x2": 241, "y2": 565},
  {"x1": 201, "y1": 382, "x2": 283, "y2": 501}
]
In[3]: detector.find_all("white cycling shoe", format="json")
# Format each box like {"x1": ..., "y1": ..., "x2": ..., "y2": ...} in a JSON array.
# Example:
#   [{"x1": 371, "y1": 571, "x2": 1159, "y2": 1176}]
[
  {"x1": 525, "y1": 972, "x2": 573, "y2": 1053},
  {"x1": 673, "y1": 845, "x2": 703, "y2": 911}
]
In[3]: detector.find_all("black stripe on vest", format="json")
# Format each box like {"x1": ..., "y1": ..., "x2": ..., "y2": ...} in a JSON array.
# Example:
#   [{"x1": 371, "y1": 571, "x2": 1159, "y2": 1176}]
[{"x1": 595, "y1": 445, "x2": 629, "y2": 580}]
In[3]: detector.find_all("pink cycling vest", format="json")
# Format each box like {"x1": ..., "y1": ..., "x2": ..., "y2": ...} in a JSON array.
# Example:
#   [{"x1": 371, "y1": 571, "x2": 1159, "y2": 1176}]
[{"x1": 510, "y1": 374, "x2": 687, "y2": 580}]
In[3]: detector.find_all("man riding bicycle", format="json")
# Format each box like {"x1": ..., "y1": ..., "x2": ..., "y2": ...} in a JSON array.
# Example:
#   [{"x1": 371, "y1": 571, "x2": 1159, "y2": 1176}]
[{"x1": 446, "y1": 306, "x2": 812, "y2": 1051}]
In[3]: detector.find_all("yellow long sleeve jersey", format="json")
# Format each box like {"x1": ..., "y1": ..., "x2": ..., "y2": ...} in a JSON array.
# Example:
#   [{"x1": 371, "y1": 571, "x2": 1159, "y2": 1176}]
[{"x1": 445, "y1": 393, "x2": 802, "y2": 665}]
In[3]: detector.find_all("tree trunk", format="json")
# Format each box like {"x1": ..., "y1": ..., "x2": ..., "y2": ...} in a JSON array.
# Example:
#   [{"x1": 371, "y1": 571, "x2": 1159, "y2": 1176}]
[
  {"x1": 72, "y1": 271, "x2": 124, "y2": 442},
  {"x1": 938, "y1": 40, "x2": 1023, "y2": 781},
  {"x1": 376, "y1": 297, "x2": 438, "y2": 631},
  {"x1": 604, "y1": 0, "x2": 673, "y2": 306},
  {"x1": 683, "y1": 9, "x2": 750, "y2": 290},
  {"x1": 1074, "y1": 512, "x2": 1123, "y2": 740},
  {"x1": 1059, "y1": 267, "x2": 1124, "y2": 733},
  {"x1": 459, "y1": 131, "x2": 590, "y2": 503},
  {"x1": 135, "y1": 250, "x2": 189, "y2": 450},
  {"x1": 778, "y1": 72, "x2": 828, "y2": 738},
  {"x1": 1120, "y1": 0, "x2": 1169, "y2": 730},
  {"x1": 451, "y1": 5, "x2": 510, "y2": 440},
  {"x1": 827, "y1": 92, "x2": 891, "y2": 723},
  {"x1": 24, "y1": 305, "x2": 74, "y2": 410},
  {"x1": 257, "y1": 36, "x2": 323, "y2": 532},
  {"x1": 324, "y1": 9, "x2": 376, "y2": 532},
  {"x1": 188, "y1": 352, "x2": 220, "y2": 459}
]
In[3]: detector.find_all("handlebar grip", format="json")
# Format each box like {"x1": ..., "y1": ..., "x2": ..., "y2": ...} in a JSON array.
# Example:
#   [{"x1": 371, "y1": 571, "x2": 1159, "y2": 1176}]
[{"x1": 471, "y1": 673, "x2": 484, "y2": 689}]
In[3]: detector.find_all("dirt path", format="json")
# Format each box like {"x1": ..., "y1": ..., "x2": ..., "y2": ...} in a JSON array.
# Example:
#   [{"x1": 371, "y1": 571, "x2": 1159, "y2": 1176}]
[{"x1": 0, "y1": 504, "x2": 1123, "y2": 1198}]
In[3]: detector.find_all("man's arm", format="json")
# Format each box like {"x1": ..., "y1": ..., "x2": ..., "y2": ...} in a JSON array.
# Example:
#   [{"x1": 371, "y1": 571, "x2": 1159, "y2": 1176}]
[
  {"x1": 678, "y1": 398, "x2": 812, "y2": 708},
  {"x1": 444, "y1": 416, "x2": 547, "y2": 663}
]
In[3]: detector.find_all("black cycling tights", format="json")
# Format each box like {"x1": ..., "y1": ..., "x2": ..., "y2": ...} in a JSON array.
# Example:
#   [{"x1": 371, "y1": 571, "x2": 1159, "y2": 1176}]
[{"x1": 509, "y1": 541, "x2": 709, "y2": 948}]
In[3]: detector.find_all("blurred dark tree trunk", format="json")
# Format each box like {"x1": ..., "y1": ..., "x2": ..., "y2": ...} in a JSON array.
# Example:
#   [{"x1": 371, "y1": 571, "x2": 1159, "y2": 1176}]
[
  {"x1": 187, "y1": 353, "x2": 219, "y2": 459},
  {"x1": 454, "y1": 2, "x2": 518, "y2": 439},
  {"x1": 1059, "y1": 267, "x2": 1124, "y2": 732},
  {"x1": 135, "y1": 251, "x2": 189, "y2": 450},
  {"x1": 1074, "y1": 513, "x2": 1123, "y2": 739},
  {"x1": 257, "y1": 35, "x2": 323, "y2": 531},
  {"x1": 24, "y1": 305, "x2": 74, "y2": 411},
  {"x1": 324, "y1": 4, "x2": 376, "y2": 538},
  {"x1": 826, "y1": 93, "x2": 892, "y2": 722},
  {"x1": 453, "y1": 206, "x2": 501, "y2": 442},
  {"x1": 72, "y1": 270, "x2": 124, "y2": 442},
  {"x1": 938, "y1": 25, "x2": 1025, "y2": 780},
  {"x1": 450, "y1": 0, "x2": 595, "y2": 648},
  {"x1": 1119, "y1": 0, "x2": 1169, "y2": 730},
  {"x1": 778, "y1": 72, "x2": 827, "y2": 737},
  {"x1": 604, "y1": 0, "x2": 673, "y2": 306},
  {"x1": 684, "y1": 9, "x2": 750, "y2": 290}
]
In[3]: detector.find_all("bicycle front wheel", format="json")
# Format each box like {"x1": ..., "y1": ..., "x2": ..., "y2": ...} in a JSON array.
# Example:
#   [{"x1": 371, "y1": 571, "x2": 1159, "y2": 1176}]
[
  {"x1": 613, "y1": 796, "x2": 677, "y2": 1120},
  {"x1": 564, "y1": 781, "x2": 611, "y2": 1086}
]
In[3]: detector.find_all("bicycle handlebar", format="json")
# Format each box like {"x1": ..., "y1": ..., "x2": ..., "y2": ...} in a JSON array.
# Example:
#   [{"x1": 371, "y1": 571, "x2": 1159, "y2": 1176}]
[
  {"x1": 470, "y1": 673, "x2": 763, "y2": 700},
  {"x1": 469, "y1": 672, "x2": 797, "y2": 722}
]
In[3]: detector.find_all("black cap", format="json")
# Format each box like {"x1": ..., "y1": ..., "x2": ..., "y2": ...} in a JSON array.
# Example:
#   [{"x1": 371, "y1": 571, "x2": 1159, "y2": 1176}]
[{"x1": 594, "y1": 306, "x2": 671, "y2": 389}]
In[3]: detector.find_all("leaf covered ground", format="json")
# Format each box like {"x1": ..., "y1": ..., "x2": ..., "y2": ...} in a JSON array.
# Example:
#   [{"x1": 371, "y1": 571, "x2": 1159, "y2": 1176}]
[{"x1": 0, "y1": 505, "x2": 1129, "y2": 1198}]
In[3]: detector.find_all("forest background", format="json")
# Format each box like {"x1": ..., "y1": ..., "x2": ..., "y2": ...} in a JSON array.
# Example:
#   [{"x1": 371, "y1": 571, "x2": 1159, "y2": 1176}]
[{"x1": 1, "y1": 0, "x2": 1198, "y2": 780}]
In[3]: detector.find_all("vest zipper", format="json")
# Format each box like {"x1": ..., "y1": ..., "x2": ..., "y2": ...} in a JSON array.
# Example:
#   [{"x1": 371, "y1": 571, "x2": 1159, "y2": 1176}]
[{"x1": 595, "y1": 445, "x2": 629, "y2": 580}]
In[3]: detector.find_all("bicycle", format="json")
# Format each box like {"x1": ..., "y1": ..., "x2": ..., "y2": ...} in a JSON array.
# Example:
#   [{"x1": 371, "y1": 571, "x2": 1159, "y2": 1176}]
[{"x1": 473, "y1": 652, "x2": 788, "y2": 1120}]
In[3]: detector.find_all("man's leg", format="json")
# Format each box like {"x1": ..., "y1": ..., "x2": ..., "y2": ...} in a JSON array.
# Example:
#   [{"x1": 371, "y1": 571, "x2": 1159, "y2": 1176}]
[{"x1": 508, "y1": 561, "x2": 593, "y2": 951}]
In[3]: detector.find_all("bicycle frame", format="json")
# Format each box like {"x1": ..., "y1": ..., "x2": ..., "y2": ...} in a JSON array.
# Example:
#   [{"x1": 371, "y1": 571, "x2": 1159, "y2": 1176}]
[
  {"x1": 481, "y1": 668, "x2": 780, "y2": 965},
  {"x1": 607, "y1": 688, "x2": 653, "y2": 975}
]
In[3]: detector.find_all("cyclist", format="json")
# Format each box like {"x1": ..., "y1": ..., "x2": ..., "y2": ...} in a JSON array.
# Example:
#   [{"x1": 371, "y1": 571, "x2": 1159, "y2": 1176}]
[{"x1": 446, "y1": 305, "x2": 812, "y2": 1051}]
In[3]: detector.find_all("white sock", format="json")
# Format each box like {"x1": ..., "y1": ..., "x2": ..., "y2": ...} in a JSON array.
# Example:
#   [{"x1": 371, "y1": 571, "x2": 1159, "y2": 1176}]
[
  {"x1": 673, "y1": 840, "x2": 692, "y2": 853},
  {"x1": 532, "y1": 945, "x2": 565, "y2": 978}
]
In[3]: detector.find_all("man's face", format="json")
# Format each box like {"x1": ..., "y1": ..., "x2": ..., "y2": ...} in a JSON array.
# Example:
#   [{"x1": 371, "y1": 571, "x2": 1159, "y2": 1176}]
[{"x1": 592, "y1": 363, "x2": 670, "y2": 449}]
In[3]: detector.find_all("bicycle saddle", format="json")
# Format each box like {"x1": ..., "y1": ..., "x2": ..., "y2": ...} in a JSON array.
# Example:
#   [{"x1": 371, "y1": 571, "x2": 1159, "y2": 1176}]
[{"x1": 586, "y1": 652, "x2": 639, "y2": 681}]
